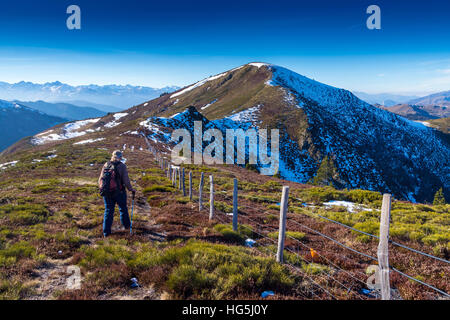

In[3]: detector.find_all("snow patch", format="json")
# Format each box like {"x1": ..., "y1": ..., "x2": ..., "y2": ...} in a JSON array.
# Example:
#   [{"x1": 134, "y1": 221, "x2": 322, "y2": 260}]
[
  {"x1": 227, "y1": 105, "x2": 261, "y2": 123},
  {"x1": 322, "y1": 200, "x2": 372, "y2": 213},
  {"x1": 414, "y1": 121, "x2": 431, "y2": 127},
  {"x1": 170, "y1": 73, "x2": 227, "y2": 98},
  {"x1": 201, "y1": 99, "x2": 217, "y2": 110},
  {"x1": 104, "y1": 113, "x2": 128, "y2": 128},
  {"x1": 32, "y1": 118, "x2": 100, "y2": 145},
  {"x1": 113, "y1": 113, "x2": 128, "y2": 120},
  {"x1": 73, "y1": 138, "x2": 105, "y2": 145},
  {"x1": 248, "y1": 62, "x2": 269, "y2": 68},
  {"x1": 0, "y1": 161, "x2": 18, "y2": 170}
]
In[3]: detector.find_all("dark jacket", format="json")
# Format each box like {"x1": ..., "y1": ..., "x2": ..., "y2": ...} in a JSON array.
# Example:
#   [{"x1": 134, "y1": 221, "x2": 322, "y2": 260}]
[{"x1": 98, "y1": 161, "x2": 135, "y2": 192}]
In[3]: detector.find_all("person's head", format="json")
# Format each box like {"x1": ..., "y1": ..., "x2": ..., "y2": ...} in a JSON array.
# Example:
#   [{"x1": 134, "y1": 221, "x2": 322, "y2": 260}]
[{"x1": 111, "y1": 150, "x2": 123, "y2": 162}]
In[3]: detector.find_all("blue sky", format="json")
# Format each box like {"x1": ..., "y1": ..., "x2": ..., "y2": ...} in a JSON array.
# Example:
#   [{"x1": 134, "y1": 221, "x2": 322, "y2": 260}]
[{"x1": 0, "y1": 0, "x2": 449, "y2": 95}]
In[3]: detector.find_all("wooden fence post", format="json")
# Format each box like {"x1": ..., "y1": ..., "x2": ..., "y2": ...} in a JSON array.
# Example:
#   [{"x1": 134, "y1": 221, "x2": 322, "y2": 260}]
[
  {"x1": 209, "y1": 175, "x2": 214, "y2": 220},
  {"x1": 189, "y1": 171, "x2": 193, "y2": 201},
  {"x1": 276, "y1": 186, "x2": 290, "y2": 263},
  {"x1": 167, "y1": 164, "x2": 171, "y2": 179},
  {"x1": 378, "y1": 193, "x2": 391, "y2": 300},
  {"x1": 199, "y1": 172, "x2": 204, "y2": 211},
  {"x1": 178, "y1": 168, "x2": 182, "y2": 190},
  {"x1": 232, "y1": 178, "x2": 238, "y2": 232},
  {"x1": 182, "y1": 168, "x2": 186, "y2": 196}
]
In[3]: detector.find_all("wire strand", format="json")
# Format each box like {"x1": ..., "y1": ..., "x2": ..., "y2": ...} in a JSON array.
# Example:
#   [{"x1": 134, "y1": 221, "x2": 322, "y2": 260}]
[
  {"x1": 390, "y1": 267, "x2": 450, "y2": 298},
  {"x1": 292, "y1": 205, "x2": 449, "y2": 265}
]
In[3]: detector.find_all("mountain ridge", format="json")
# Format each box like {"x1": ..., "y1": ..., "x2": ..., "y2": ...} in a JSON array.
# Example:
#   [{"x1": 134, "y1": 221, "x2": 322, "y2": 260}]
[
  {"x1": 3, "y1": 63, "x2": 449, "y2": 202},
  {"x1": 408, "y1": 90, "x2": 450, "y2": 107},
  {"x1": 136, "y1": 63, "x2": 450, "y2": 202},
  {"x1": 13, "y1": 100, "x2": 106, "y2": 121}
]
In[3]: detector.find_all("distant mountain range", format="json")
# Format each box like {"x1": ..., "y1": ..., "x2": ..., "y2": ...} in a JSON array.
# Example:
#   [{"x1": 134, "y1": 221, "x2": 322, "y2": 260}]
[
  {"x1": 0, "y1": 81, "x2": 179, "y2": 151},
  {"x1": 376, "y1": 103, "x2": 449, "y2": 120},
  {"x1": 15, "y1": 100, "x2": 106, "y2": 121},
  {"x1": 352, "y1": 92, "x2": 420, "y2": 106},
  {"x1": 0, "y1": 81, "x2": 180, "y2": 110},
  {"x1": 0, "y1": 100, "x2": 67, "y2": 151},
  {"x1": 356, "y1": 91, "x2": 450, "y2": 120},
  {"x1": 0, "y1": 99, "x2": 110, "y2": 150},
  {"x1": 408, "y1": 90, "x2": 450, "y2": 107}
]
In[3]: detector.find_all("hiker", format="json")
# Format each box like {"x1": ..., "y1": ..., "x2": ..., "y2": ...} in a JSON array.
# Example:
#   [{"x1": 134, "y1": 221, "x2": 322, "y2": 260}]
[{"x1": 98, "y1": 150, "x2": 136, "y2": 237}]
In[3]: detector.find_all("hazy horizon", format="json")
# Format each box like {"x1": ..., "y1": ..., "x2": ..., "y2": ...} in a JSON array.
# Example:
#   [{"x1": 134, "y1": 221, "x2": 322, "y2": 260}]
[{"x1": 0, "y1": 70, "x2": 444, "y2": 98}]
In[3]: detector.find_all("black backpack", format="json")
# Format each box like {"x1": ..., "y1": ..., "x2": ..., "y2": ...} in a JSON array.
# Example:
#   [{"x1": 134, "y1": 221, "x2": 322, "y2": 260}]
[{"x1": 99, "y1": 161, "x2": 122, "y2": 197}]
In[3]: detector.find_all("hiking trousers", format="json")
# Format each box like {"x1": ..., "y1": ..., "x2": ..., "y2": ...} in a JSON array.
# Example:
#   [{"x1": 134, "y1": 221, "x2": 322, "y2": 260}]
[{"x1": 103, "y1": 191, "x2": 130, "y2": 236}]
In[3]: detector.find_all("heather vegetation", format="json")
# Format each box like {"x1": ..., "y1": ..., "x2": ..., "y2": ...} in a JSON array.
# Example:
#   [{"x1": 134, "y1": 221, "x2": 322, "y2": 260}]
[{"x1": 0, "y1": 77, "x2": 448, "y2": 299}]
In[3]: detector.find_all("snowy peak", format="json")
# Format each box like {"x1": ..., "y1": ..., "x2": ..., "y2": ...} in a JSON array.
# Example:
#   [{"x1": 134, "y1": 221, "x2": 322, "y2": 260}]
[{"x1": 166, "y1": 62, "x2": 364, "y2": 114}]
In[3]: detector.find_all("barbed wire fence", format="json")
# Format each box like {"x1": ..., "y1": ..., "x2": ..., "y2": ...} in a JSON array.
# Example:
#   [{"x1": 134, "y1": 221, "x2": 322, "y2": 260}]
[{"x1": 147, "y1": 144, "x2": 449, "y2": 300}]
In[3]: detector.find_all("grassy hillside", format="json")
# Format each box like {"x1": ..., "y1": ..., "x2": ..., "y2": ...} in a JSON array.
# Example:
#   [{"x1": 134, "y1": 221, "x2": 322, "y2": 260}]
[
  {"x1": 0, "y1": 64, "x2": 448, "y2": 300},
  {"x1": 0, "y1": 133, "x2": 448, "y2": 300}
]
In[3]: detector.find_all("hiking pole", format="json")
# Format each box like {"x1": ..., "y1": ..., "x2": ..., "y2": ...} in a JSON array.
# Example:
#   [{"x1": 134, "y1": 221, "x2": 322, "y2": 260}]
[{"x1": 130, "y1": 194, "x2": 135, "y2": 236}]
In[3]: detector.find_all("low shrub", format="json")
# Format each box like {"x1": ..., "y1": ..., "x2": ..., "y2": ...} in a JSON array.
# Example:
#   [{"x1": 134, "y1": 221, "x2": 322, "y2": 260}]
[
  {"x1": 267, "y1": 204, "x2": 280, "y2": 210},
  {"x1": 0, "y1": 278, "x2": 34, "y2": 299},
  {"x1": 160, "y1": 240, "x2": 295, "y2": 299},
  {"x1": 0, "y1": 241, "x2": 35, "y2": 266},
  {"x1": 213, "y1": 224, "x2": 253, "y2": 244},
  {"x1": 0, "y1": 204, "x2": 49, "y2": 225},
  {"x1": 215, "y1": 201, "x2": 233, "y2": 213},
  {"x1": 303, "y1": 263, "x2": 330, "y2": 275},
  {"x1": 346, "y1": 189, "x2": 382, "y2": 204},
  {"x1": 143, "y1": 185, "x2": 175, "y2": 193},
  {"x1": 175, "y1": 197, "x2": 189, "y2": 204}
]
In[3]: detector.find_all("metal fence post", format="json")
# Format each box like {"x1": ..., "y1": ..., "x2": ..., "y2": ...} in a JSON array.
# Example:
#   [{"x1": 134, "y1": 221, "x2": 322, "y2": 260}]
[
  {"x1": 182, "y1": 168, "x2": 186, "y2": 196},
  {"x1": 189, "y1": 171, "x2": 193, "y2": 201},
  {"x1": 199, "y1": 172, "x2": 204, "y2": 211},
  {"x1": 378, "y1": 193, "x2": 392, "y2": 300},
  {"x1": 232, "y1": 178, "x2": 238, "y2": 231},
  {"x1": 276, "y1": 186, "x2": 290, "y2": 263},
  {"x1": 209, "y1": 175, "x2": 214, "y2": 220}
]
